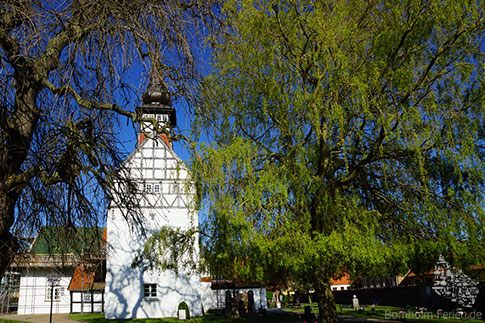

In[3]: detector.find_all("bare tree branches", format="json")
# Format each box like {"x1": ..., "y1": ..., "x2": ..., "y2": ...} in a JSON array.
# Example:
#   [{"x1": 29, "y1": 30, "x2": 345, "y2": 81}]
[{"x1": 0, "y1": 0, "x2": 221, "y2": 278}]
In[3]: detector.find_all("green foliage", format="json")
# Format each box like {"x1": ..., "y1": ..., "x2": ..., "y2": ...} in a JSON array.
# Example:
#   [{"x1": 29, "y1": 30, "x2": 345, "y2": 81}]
[
  {"x1": 266, "y1": 291, "x2": 273, "y2": 300},
  {"x1": 192, "y1": 0, "x2": 485, "y2": 297},
  {"x1": 132, "y1": 226, "x2": 199, "y2": 275}
]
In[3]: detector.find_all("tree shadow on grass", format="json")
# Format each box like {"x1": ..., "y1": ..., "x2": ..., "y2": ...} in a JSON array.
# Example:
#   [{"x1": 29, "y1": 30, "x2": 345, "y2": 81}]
[{"x1": 68, "y1": 313, "x2": 302, "y2": 323}]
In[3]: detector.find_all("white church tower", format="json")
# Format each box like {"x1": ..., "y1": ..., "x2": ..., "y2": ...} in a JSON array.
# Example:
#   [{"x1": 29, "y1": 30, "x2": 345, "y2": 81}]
[{"x1": 105, "y1": 69, "x2": 202, "y2": 319}]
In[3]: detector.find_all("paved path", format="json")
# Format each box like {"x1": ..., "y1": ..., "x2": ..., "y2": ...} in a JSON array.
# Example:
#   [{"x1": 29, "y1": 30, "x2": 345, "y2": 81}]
[{"x1": 0, "y1": 313, "x2": 79, "y2": 323}]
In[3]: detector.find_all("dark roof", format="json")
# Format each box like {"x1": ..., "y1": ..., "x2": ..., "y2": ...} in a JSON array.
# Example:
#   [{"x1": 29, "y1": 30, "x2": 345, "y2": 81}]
[
  {"x1": 30, "y1": 226, "x2": 106, "y2": 256},
  {"x1": 209, "y1": 279, "x2": 265, "y2": 290}
]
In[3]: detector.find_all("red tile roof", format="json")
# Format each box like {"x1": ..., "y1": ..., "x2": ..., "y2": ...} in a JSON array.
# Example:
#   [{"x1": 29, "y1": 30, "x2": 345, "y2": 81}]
[
  {"x1": 331, "y1": 273, "x2": 352, "y2": 286},
  {"x1": 68, "y1": 266, "x2": 104, "y2": 291}
]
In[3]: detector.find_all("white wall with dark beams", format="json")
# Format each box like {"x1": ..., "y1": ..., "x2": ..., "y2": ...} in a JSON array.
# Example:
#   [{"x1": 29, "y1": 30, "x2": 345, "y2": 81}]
[{"x1": 105, "y1": 137, "x2": 202, "y2": 319}]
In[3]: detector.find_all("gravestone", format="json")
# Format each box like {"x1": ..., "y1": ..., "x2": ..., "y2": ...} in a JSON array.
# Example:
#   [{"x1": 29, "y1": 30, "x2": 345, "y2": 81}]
[
  {"x1": 352, "y1": 295, "x2": 359, "y2": 309},
  {"x1": 225, "y1": 291, "x2": 239, "y2": 318},
  {"x1": 178, "y1": 309, "x2": 186, "y2": 320},
  {"x1": 248, "y1": 290, "x2": 255, "y2": 317},
  {"x1": 239, "y1": 293, "x2": 248, "y2": 315}
]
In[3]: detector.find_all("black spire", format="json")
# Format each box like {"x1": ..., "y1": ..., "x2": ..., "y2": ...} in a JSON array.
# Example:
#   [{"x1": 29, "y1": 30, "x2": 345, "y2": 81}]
[
  {"x1": 141, "y1": 65, "x2": 171, "y2": 106},
  {"x1": 136, "y1": 62, "x2": 177, "y2": 129}
]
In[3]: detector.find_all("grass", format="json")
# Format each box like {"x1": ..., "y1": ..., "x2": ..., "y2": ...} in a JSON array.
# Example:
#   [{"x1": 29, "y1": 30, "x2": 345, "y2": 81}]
[
  {"x1": 336, "y1": 304, "x2": 485, "y2": 323},
  {"x1": 1, "y1": 306, "x2": 483, "y2": 323},
  {"x1": 0, "y1": 319, "x2": 30, "y2": 323},
  {"x1": 68, "y1": 309, "x2": 485, "y2": 323},
  {"x1": 68, "y1": 313, "x2": 299, "y2": 323},
  {"x1": 281, "y1": 303, "x2": 485, "y2": 323}
]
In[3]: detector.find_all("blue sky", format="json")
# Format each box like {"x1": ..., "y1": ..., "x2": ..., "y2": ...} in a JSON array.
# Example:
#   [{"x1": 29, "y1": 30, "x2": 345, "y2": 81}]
[
  {"x1": 113, "y1": 38, "x2": 214, "y2": 164},
  {"x1": 113, "y1": 67, "x2": 196, "y2": 163}
]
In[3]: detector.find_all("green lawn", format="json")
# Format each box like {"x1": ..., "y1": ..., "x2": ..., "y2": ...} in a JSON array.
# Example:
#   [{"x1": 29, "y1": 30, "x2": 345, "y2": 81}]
[
  {"x1": 336, "y1": 305, "x2": 484, "y2": 323},
  {"x1": 2, "y1": 307, "x2": 483, "y2": 323},
  {"x1": 68, "y1": 313, "x2": 298, "y2": 323},
  {"x1": 281, "y1": 303, "x2": 485, "y2": 323},
  {"x1": 69, "y1": 309, "x2": 485, "y2": 323}
]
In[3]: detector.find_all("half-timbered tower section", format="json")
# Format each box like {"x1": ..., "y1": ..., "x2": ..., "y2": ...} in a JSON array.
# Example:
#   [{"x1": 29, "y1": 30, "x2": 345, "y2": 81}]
[{"x1": 105, "y1": 71, "x2": 202, "y2": 319}]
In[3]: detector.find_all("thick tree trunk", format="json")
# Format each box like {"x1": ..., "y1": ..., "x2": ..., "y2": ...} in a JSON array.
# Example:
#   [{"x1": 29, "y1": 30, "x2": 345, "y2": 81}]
[
  {"x1": 0, "y1": 231, "x2": 17, "y2": 279},
  {"x1": 0, "y1": 83, "x2": 39, "y2": 280},
  {"x1": 0, "y1": 188, "x2": 19, "y2": 280},
  {"x1": 314, "y1": 278, "x2": 337, "y2": 323}
]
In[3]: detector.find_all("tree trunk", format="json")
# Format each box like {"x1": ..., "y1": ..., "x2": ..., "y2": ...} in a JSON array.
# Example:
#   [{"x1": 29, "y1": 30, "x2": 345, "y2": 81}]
[
  {"x1": 0, "y1": 83, "x2": 39, "y2": 280},
  {"x1": 314, "y1": 278, "x2": 337, "y2": 323},
  {"x1": 0, "y1": 232, "x2": 17, "y2": 279},
  {"x1": 0, "y1": 188, "x2": 18, "y2": 280}
]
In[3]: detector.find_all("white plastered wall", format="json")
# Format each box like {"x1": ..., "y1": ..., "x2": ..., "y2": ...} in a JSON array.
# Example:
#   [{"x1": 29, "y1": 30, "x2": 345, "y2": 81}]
[
  {"x1": 17, "y1": 269, "x2": 72, "y2": 315},
  {"x1": 105, "y1": 138, "x2": 202, "y2": 319}
]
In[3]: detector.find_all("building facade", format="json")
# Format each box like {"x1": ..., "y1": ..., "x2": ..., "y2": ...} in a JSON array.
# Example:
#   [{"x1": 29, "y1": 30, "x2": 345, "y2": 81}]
[
  {"x1": 104, "y1": 70, "x2": 203, "y2": 319},
  {"x1": 6, "y1": 70, "x2": 267, "y2": 318},
  {"x1": 11, "y1": 227, "x2": 105, "y2": 315},
  {"x1": 16, "y1": 265, "x2": 73, "y2": 315}
]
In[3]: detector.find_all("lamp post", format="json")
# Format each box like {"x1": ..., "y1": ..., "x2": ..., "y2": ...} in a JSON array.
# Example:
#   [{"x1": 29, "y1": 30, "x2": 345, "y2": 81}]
[{"x1": 47, "y1": 276, "x2": 60, "y2": 323}]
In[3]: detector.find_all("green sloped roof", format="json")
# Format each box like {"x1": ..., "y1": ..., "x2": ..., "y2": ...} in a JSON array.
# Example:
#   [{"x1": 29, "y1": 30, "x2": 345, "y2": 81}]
[{"x1": 30, "y1": 226, "x2": 105, "y2": 256}]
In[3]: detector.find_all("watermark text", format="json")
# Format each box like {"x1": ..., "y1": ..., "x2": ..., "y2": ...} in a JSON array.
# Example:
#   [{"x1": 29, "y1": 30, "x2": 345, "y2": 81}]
[{"x1": 385, "y1": 310, "x2": 482, "y2": 320}]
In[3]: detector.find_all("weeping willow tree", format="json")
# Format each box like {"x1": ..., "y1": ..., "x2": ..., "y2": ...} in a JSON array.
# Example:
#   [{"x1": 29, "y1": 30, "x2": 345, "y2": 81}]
[
  {"x1": 190, "y1": 0, "x2": 485, "y2": 321},
  {"x1": 0, "y1": 0, "x2": 219, "y2": 280}
]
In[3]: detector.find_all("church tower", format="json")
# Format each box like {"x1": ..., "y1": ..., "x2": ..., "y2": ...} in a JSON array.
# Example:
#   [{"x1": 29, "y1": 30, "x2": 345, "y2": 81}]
[
  {"x1": 136, "y1": 68, "x2": 176, "y2": 148},
  {"x1": 105, "y1": 69, "x2": 202, "y2": 319}
]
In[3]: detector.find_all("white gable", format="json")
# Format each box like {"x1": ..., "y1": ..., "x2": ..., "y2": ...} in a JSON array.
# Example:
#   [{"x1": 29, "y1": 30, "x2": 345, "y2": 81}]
[
  {"x1": 105, "y1": 136, "x2": 202, "y2": 319},
  {"x1": 110, "y1": 137, "x2": 194, "y2": 228},
  {"x1": 124, "y1": 137, "x2": 189, "y2": 181}
]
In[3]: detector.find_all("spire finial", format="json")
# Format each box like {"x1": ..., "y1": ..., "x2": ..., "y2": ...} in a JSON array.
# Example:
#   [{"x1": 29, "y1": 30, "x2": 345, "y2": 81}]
[{"x1": 142, "y1": 61, "x2": 171, "y2": 105}]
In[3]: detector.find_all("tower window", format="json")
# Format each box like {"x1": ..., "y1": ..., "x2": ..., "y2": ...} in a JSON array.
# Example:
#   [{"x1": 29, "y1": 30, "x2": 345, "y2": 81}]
[
  {"x1": 143, "y1": 284, "x2": 157, "y2": 297},
  {"x1": 156, "y1": 114, "x2": 169, "y2": 123},
  {"x1": 154, "y1": 184, "x2": 160, "y2": 193},
  {"x1": 146, "y1": 184, "x2": 152, "y2": 193}
]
